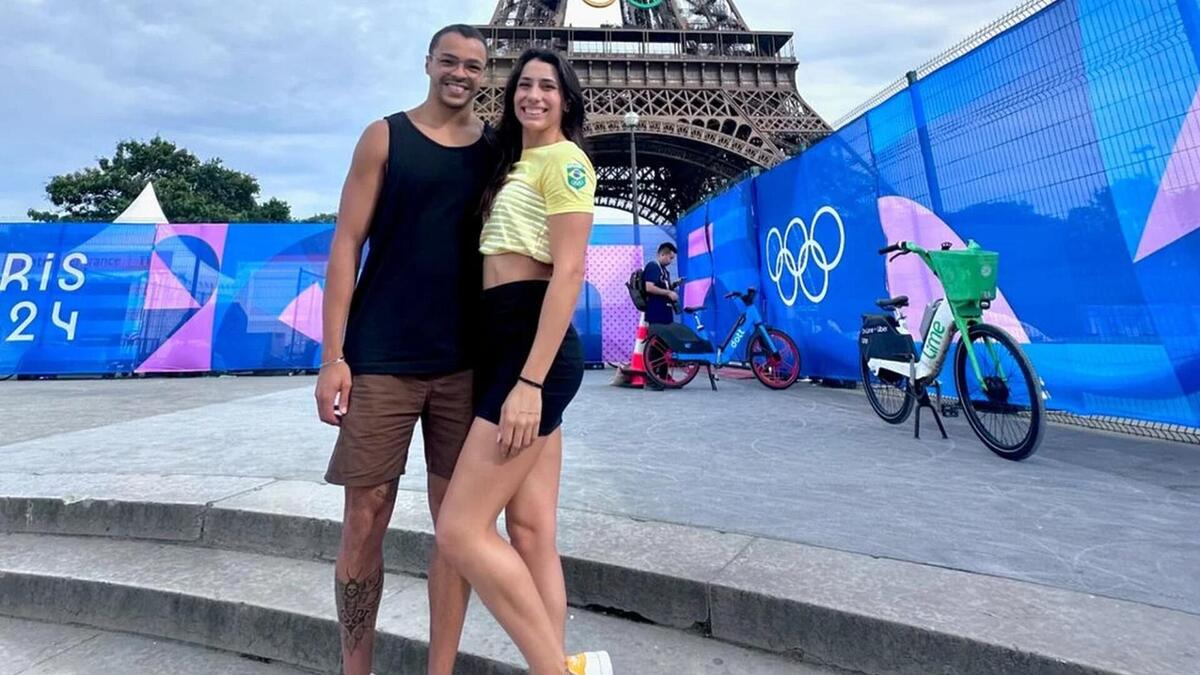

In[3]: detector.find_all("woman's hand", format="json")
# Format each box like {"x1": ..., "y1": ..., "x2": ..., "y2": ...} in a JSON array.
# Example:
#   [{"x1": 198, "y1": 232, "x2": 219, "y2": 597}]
[{"x1": 498, "y1": 380, "x2": 542, "y2": 457}]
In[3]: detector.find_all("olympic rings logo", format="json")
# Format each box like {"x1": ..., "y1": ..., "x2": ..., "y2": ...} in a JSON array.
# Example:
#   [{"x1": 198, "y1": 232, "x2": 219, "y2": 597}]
[
  {"x1": 765, "y1": 206, "x2": 846, "y2": 306},
  {"x1": 583, "y1": 0, "x2": 664, "y2": 8}
]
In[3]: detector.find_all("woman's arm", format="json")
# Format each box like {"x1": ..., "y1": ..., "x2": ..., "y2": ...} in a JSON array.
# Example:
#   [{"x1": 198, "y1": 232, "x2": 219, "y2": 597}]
[
  {"x1": 498, "y1": 211, "x2": 592, "y2": 454},
  {"x1": 522, "y1": 211, "x2": 592, "y2": 382}
]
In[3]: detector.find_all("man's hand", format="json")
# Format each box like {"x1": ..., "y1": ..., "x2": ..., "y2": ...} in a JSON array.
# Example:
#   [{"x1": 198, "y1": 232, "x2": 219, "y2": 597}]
[
  {"x1": 315, "y1": 361, "x2": 352, "y2": 426},
  {"x1": 667, "y1": 290, "x2": 679, "y2": 303}
]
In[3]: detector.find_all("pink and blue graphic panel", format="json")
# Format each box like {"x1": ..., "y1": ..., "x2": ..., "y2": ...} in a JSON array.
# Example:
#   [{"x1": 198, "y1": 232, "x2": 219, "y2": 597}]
[
  {"x1": 1, "y1": 223, "x2": 664, "y2": 375},
  {"x1": 678, "y1": 0, "x2": 1200, "y2": 426}
]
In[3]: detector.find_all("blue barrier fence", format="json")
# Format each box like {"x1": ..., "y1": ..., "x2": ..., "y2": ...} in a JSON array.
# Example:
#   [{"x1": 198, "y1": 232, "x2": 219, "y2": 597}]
[
  {"x1": 0, "y1": 223, "x2": 671, "y2": 376},
  {"x1": 677, "y1": 0, "x2": 1200, "y2": 427}
]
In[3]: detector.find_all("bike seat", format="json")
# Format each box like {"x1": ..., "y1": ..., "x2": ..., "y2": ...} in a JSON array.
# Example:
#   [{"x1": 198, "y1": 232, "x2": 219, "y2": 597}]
[
  {"x1": 875, "y1": 296, "x2": 909, "y2": 310},
  {"x1": 683, "y1": 306, "x2": 704, "y2": 314}
]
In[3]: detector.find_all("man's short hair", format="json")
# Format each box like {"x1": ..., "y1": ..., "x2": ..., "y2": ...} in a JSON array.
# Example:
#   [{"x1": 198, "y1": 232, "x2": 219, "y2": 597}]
[
  {"x1": 429, "y1": 24, "x2": 487, "y2": 55},
  {"x1": 658, "y1": 242, "x2": 678, "y2": 255}
]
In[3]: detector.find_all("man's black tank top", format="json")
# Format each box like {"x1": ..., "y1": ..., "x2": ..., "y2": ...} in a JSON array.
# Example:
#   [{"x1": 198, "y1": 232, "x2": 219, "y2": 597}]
[{"x1": 343, "y1": 112, "x2": 495, "y2": 374}]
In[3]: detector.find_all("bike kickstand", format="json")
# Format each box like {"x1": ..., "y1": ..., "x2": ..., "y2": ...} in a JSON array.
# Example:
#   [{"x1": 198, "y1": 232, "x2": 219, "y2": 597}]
[
  {"x1": 914, "y1": 391, "x2": 949, "y2": 440},
  {"x1": 707, "y1": 364, "x2": 718, "y2": 391},
  {"x1": 928, "y1": 400, "x2": 948, "y2": 439}
]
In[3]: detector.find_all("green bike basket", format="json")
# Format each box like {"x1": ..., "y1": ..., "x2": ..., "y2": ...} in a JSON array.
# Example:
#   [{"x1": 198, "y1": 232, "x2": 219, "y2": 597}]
[{"x1": 927, "y1": 240, "x2": 998, "y2": 312}]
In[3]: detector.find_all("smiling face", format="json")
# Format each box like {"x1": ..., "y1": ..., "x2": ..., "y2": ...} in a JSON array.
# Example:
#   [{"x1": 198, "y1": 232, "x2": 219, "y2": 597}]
[
  {"x1": 425, "y1": 32, "x2": 486, "y2": 110},
  {"x1": 513, "y1": 59, "x2": 564, "y2": 136}
]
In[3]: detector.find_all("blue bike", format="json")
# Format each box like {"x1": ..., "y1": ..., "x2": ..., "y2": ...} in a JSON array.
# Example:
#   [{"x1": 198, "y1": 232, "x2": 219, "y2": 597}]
[{"x1": 642, "y1": 288, "x2": 801, "y2": 390}]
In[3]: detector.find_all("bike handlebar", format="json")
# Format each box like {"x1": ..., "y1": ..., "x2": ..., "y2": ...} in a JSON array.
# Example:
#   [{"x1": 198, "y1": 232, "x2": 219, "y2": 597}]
[
  {"x1": 723, "y1": 288, "x2": 758, "y2": 305},
  {"x1": 878, "y1": 242, "x2": 904, "y2": 255}
]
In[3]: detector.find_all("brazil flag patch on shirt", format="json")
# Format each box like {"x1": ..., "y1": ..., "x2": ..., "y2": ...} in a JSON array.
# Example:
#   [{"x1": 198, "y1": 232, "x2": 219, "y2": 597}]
[{"x1": 565, "y1": 161, "x2": 588, "y2": 191}]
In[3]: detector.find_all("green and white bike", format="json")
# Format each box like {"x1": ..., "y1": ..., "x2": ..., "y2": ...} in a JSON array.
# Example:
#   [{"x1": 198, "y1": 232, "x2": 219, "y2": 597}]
[{"x1": 859, "y1": 240, "x2": 1046, "y2": 461}]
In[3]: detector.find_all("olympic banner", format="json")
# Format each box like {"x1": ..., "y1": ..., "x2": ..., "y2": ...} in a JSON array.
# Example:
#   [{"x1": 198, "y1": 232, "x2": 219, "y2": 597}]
[
  {"x1": 0, "y1": 224, "x2": 155, "y2": 374},
  {"x1": 689, "y1": 0, "x2": 1200, "y2": 427},
  {"x1": 755, "y1": 118, "x2": 884, "y2": 379},
  {"x1": 0, "y1": 223, "x2": 667, "y2": 375},
  {"x1": 681, "y1": 178, "x2": 759, "y2": 346}
]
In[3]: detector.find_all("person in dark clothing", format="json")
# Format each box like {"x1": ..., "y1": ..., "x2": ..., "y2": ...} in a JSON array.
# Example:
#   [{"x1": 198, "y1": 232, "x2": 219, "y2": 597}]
[
  {"x1": 314, "y1": 24, "x2": 495, "y2": 675},
  {"x1": 642, "y1": 243, "x2": 683, "y2": 389},
  {"x1": 643, "y1": 242, "x2": 682, "y2": 325}
]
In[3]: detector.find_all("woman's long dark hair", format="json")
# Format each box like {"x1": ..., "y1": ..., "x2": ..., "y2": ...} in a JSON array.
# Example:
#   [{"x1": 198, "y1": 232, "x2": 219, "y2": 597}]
[{"x1": 480, "y1": 49, "x2": 589, "y2": 219}]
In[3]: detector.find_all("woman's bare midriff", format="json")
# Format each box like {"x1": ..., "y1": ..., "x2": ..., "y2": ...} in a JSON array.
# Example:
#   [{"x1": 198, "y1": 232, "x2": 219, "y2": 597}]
[{"x1": 483, "y1": 252, "x2": 553, "y2": 289}]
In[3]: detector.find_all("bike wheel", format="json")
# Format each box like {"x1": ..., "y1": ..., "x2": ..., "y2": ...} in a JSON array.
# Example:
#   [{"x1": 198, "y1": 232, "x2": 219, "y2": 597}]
[
  {"x1": 953, "y1": 323, "x2": 1045, "y2": 460},
  {"x1": 860, "y1": 355, "x2": 914, "y2": 424},
  {"x1": 747, "y1": 327, "x2": 801, "y2": 390},
  {"x1": 642, "y1": 335, "x2": 700, "y2": 389}
]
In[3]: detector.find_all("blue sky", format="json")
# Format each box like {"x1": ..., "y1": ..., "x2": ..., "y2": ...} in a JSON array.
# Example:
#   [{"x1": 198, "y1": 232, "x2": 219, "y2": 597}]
[{"x1": 0, "y1": 0, "x2": 1019, "y2": 221}]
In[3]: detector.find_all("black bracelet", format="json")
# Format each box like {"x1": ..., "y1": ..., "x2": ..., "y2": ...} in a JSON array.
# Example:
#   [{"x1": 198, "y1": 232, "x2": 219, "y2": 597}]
[{"x1": 518, "y1": 376, "x2": 543, "y2": 390}]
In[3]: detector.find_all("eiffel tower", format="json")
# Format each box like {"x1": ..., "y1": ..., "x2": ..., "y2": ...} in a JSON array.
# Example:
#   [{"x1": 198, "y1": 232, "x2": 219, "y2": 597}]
[{"x1": 477, "y1": 0, "x2": 831, "y2": 224}]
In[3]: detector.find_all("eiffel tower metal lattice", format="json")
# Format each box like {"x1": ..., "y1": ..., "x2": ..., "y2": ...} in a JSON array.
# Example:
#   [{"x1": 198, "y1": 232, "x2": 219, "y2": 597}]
[{"x1": 478, "y1": 0, "x2": 831, "y2": 223}]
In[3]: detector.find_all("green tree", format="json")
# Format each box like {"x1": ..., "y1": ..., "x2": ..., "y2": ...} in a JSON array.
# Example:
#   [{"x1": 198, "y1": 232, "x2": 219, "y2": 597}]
[
  {"x1": 298, "y1": 211, "x2": 338, "y2": 223},
  {"x1": 29, "y1": 136, "x2": 292, "y2": 223}
]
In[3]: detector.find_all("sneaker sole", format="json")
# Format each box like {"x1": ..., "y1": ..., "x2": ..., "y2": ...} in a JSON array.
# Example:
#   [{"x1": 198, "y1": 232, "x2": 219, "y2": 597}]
[{"x1": 589, "y1": 651, "x2": 613, "y2": 675}]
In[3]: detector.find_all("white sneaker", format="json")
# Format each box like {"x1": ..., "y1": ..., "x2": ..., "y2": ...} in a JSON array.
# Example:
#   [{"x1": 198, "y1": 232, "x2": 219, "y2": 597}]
[{"x1": 566, "y1": 650, "x2": 613, "y2": 675}]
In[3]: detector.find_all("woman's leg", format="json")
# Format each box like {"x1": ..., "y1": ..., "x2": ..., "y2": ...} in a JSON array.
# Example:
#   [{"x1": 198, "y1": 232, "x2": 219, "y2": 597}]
[
  {"x1": 505, "y1": 428, "x2": 566, "y2": 649},
  {"x1": 435, "y1": 419, "x2": 566, "y2": 675}
]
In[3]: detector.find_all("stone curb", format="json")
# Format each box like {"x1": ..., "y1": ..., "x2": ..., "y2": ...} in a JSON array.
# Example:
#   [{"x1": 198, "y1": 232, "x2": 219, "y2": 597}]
[
  {"x1": 1, "y1": 478, "x2": 1197, "y2": 675},
  {"x1": 0, "y1": 570, "x2": 518, "y2": 675}
]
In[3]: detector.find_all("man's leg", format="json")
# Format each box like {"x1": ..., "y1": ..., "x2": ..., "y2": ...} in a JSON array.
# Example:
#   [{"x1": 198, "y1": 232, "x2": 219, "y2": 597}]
[
  {"x1": 646, "y1": 321, "x2": 669, "y2": 388},
  {"x1": 336, "y1": 480, "x2": 399, "y2": 675},
  {"x1": 422, "y1": 370, "x2": 475, "y2": 675},
  {"x1": 325, "y1": 374, "x2": 425, "y2": 675}
]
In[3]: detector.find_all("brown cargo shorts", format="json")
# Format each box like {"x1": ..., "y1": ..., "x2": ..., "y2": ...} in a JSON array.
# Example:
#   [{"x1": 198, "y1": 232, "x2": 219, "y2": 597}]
[{"x1": 324, "y1": 370, "x2": 473, "y2": 486}]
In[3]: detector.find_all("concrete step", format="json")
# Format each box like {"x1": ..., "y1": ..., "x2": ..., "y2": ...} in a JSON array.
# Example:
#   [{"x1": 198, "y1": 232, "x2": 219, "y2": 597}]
[
  {"x1": 0, "y1": 533, "x2": 832, "y2": 675},
  {"x1": 0, "y1": 615, "x2": 312, "y2": 674},
  {"x1": 2, "y1": 473, "x2": 1198, "y2": 675}
]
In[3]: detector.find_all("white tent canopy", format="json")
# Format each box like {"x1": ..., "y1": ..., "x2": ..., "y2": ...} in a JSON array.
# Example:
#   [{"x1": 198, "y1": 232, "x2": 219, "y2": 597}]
[{"x1": 114, "y1": 182, "x2": 168, "y2": 223}]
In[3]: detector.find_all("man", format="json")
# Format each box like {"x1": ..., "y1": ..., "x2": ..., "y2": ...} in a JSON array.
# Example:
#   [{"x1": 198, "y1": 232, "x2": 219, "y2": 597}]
[
  {"x1": 314, "y1": 25, "x2": 494, "y2": 675},
  {"x1": 643, "y1": 242, "x2": 681, "y2": 326},
  {"x1": 642, "y1": 242, "x2": 683, "y2": 388}
]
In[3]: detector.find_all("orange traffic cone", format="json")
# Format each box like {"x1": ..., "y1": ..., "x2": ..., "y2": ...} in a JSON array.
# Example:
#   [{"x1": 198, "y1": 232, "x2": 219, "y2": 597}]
[
  {"x1": 612, "y1": 312, "x2": 648, "y2": 389},
  {"x1": 628, "y1": 313, "x2": 649, "y2": 388}
]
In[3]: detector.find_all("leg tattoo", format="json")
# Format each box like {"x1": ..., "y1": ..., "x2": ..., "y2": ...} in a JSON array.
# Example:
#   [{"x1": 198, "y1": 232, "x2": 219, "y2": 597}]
[{"x1": 336, "y1": 566, "x2": 384, "y2": 655}]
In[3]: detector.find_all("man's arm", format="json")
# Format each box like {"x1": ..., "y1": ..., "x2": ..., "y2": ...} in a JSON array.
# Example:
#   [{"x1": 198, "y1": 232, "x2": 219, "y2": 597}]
[
  {"x1": 643, "y1": 264, "x2": 677, "y2": 301},
  {"x1": 314, "y1": 120, "x2": 388, "y2": 426}
]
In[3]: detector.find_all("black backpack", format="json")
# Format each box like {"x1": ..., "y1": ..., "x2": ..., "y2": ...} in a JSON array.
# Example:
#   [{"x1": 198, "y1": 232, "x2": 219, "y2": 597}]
[{"x1": 626, "y1": 268, "x2": 648, "y2": 311}]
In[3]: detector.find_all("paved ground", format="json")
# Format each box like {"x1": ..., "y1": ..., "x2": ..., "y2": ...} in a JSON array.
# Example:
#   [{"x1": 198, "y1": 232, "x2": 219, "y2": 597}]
[
  {"x1": 1, "y1": 371, "x2": 1197, "y2": 615},
  {"x1": 0, "y1": 616, "x2": 310, "y2": 674}
]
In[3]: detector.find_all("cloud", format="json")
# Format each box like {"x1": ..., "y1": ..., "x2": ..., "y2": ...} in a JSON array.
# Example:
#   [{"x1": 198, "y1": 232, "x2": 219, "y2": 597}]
[
  {"x1": 737, "y1": 0, "x2": 1022, "y2": 124},
  {"x1": 0, "y1": 0, "x2": 494, "y2": 219},
  {"x1": 2, "y1": 0, "x2": 1023, "y2": 220}
]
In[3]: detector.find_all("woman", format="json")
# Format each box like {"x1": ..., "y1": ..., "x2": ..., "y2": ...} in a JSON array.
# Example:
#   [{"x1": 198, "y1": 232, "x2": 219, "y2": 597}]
[{"x1": 435, "y1": 49, "x2": 612, "y2": 675}]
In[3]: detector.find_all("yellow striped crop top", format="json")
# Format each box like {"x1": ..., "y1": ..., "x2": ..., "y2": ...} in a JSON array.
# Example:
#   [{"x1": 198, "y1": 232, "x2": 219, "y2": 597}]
[{"x1": 479, "y1": 140, "x2": 596, "y2": 264}]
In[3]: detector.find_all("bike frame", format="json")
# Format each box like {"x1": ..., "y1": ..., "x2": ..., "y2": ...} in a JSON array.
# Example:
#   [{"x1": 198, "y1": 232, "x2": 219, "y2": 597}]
[
  {"x1": 867, "y1": 243, "x2": 994, "y2": 388},
  {"x1": 867, "y1": 299, "x2": 959, "y2": 383},
  {"x1": 680, "y1": 301, "x2": 776, "y2": 367}
]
